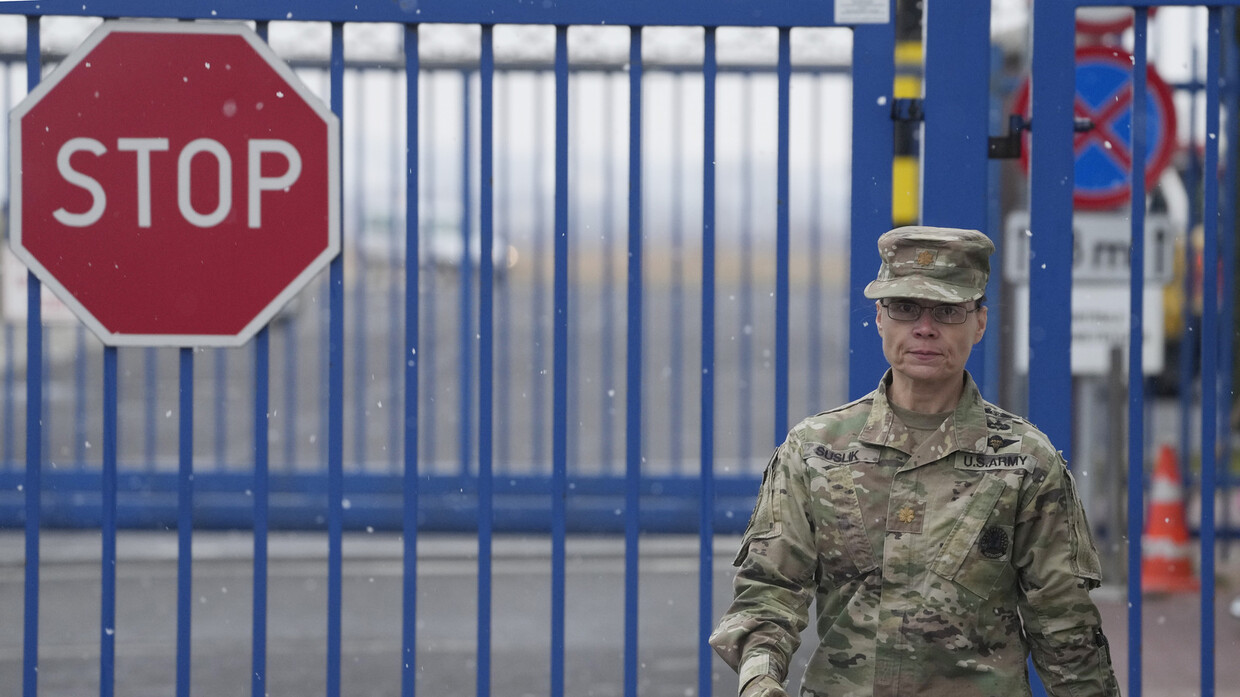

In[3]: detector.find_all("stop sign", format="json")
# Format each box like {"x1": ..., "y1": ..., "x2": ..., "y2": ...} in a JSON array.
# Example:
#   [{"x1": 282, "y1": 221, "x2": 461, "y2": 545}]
[{"x1": 9, "y1": 21, "x2": 340, "y2": 347}]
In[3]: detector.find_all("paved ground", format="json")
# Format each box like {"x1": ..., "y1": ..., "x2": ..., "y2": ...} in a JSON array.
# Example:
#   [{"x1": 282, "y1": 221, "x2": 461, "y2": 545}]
[{"x1": 1, "y1": 531, "x2": 1239, "y2": 697}]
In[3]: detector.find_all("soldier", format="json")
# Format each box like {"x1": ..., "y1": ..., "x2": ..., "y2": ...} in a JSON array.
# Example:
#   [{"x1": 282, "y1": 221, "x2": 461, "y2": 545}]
[{"x1": 710, "y1": 227, "x2": 1121, "y2": 697}]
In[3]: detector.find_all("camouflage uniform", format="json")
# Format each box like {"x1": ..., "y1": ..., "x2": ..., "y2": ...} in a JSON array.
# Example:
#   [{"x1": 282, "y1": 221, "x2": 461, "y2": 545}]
[{"x1": 709, "y1": 370, "x2": 1120, "y2": 697}]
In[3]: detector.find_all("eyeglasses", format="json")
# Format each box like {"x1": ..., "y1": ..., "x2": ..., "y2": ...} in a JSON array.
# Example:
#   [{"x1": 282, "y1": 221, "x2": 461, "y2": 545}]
[{"x1": 881, "y1": 300, "x2": 979, "y2": 325}]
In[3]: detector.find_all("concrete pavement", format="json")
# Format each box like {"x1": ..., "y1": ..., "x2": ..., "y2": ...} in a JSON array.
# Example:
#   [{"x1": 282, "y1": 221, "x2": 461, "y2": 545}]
[{"x1": 1, "y1": 531, "x2": 1238, "y2": 697}]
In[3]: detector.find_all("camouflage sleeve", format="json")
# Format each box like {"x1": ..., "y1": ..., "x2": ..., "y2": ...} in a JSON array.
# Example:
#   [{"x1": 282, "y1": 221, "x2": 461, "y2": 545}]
[
  {"x1": 1012, "y1": 450, "x2": 1120, "y2": 697},
  {"x1": 709, "y1": 436, "x2": 817, "y2": 689}
]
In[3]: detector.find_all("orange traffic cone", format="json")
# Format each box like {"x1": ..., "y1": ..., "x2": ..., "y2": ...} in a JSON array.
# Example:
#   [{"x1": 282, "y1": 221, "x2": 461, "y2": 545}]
[{"x1": 1141, "y1": 445, "x2": 1199, "y2": 593}]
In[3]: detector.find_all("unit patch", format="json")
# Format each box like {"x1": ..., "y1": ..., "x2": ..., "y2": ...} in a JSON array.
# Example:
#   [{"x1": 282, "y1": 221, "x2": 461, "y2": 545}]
[
  {"x1": 986, "y1": 435, "x2": 1019, "y2": 452},
  {"x1": 979, "y1": 526, "x2": 1010, "y2": 559}
]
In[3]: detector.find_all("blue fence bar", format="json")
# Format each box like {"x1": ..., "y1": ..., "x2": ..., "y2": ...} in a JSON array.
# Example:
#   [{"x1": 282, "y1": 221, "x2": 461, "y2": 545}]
[
  {"x1": 774, "y1": 28, "x2": 790, "y2": 442},
  {"x1": 101, "y1": 346, "x2": 118, "y2": 697},
  {"x1": 1200, "y1": 11, "x2": 1222, "y2": 697},
  {"x1": 401, "y1": 24, "x2": 421, "y2": 697},
  {"x1": 477, "y1": 23, "x2": 496, "y2": 697},
  {"x1": 551, "y1": 24, "x2": 571, "y2": 697},
  {"x1": 21, "y1": 19, "x2": 42, "y2": 697},
  {"x1": 176, "y1": 347, "x2": 194, "y2": 697},
  {"x1": 1027, "y1": 0, "x2": 1076, "y2": 458},
  {"x1": 847, "y1": 19, "x2": 895, "y2": 398},
  {"x1": 250, "y1": 31, "x2": 272, "y2": 697},
  {"x1": 253, "y1": 330, "x2": 270, "y2": 697},
  {"x1": 1128, "y1": 12, "x2": 1150, "y2": 697},
  {"x1": 0, "y1": 0, "x2": 851, "y2": 26},
  {"x1": 1223, "y1": 6, "x2": 1239, "y2": 557},
  {"x1": 623, "y1": 27, "x2": 643, "y2": 697},
  {"x1": 327, "y1": 21, "x2": 346, "y2": 697},
  {"x1": 698, "y1": 26, "x2": 717, "y2": 697}
]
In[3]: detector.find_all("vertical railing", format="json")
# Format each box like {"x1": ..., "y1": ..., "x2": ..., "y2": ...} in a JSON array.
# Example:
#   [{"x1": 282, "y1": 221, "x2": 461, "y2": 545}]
[
  {"x1": 1128, "y1": 11, "x2": 1150, "y2": 697},
  {"x1": 21, "y1": 19, "x2": 42, "y2": 697},
  {"x1": 401, "y1": 24, "x2": 421, "y2": 697},
  {"x1": 326, "y1": 21, "x2": 346, "y2": 697},
  {"x1": 476, "y1": 22, "x2": 495, "y2": 697},
  {"x1": 101, "y1": 345, "x2": 117, "y2": 697},
  {"x1": 550, "y1": 23, "x2": 571, "y2": 697},
  {"x1": 622, "y1": 26, "x2": 643, "y2": 697},
  {"x1": 251, "y1": 25, "x2": 274, "y2": 696},
  {"x1": 1222, "y1": 6, "x2": 1239, "y2": 559},
  {"x1": 847, "y1": 21, "x2": 896, "y2": 398},
  {"x1": 253, "y1": 328, "x2": 270, "y2": 697},
  {"x1": 773, "y1": 27, "x2": 791, "y2": 442},
  {"x1": 698, "y1": 26, "x2": 718, "y2": 697},
  {"x1": 20, "y1": 16, "x2": 42, "y2": 697},
  {"x1": 1198, "y1": 10, "x2": 1222, "y2": 697},
  {"x1": 175, "y1": 346, "x2": 194, "y2": 697}
]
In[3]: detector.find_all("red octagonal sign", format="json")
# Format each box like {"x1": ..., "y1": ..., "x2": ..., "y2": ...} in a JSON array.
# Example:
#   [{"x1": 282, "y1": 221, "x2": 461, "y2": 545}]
[{"x1": 10, "y1": 21, "x2": 340, "y2": 347}]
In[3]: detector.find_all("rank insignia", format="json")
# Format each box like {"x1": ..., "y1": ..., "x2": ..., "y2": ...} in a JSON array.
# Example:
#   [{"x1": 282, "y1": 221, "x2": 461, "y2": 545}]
[
  {"x1": 915, "y1": 249, "x2": 936, "y2": 266},
  {"x1": 987, "y1": 435, "x2": 1019, "y2": 452},
  {"x1": 897, "y1": 506, "x2": 916, "y2": 524},
  {"x1": 979, "y1": 526, "x2": 1010, "y2": 559}
]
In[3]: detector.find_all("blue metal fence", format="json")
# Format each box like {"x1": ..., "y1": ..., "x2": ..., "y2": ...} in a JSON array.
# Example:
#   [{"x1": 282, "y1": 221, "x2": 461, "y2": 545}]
[
  {"x1": 1, "y1": 2, "x2": 1238, "y2": 697},
  {"x1": 1028, "y1": 6, "x2": 1236, "y2": 697}
]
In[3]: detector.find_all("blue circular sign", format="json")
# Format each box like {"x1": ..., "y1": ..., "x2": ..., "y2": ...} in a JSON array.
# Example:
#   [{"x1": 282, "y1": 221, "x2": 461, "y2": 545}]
[{"x1": 1014, "y1": 46, "x2": 1178, "y2": 210}]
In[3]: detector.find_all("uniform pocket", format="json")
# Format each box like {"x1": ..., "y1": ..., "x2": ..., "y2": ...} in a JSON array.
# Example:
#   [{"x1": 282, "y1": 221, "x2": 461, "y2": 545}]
[
  {"x1": 930, "y1": 474, "x2": 1013, "y2": 599},
  {"x1": 1061, "y1": 461, "x2": 1103, "y2": 587},
  {"x1": 809, "y1": 465, "x2": 879, "y2": 584},
  {"x1": 733, "y1": 455, "x2": 785, "y2": 566}
]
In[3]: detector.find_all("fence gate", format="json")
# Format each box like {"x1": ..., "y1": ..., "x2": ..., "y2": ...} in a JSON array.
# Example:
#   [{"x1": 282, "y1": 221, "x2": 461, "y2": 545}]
[
  {"x1": 1025, "y1": 5, "x2": 1236, "y2": 697},
  {"x1": 0, "y1": 2, "x2": 918, "y2": 696}
]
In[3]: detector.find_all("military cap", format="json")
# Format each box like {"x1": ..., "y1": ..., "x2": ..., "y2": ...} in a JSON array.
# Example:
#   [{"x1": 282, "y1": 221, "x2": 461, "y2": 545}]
[{"x1": 862, "y1": 225, "x2": 994, "y2": 303}]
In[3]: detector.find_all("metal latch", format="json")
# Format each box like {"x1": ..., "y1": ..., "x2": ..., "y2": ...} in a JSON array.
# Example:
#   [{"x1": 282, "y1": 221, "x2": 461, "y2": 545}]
[{"x1": 988, "y1": 115, "x2": 1095, "y2": 159}]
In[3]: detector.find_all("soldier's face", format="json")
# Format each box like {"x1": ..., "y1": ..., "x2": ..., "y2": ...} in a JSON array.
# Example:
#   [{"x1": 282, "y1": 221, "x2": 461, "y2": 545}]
[{"x1": 875, "y1": 298, "x2": 987, "y2": 392}]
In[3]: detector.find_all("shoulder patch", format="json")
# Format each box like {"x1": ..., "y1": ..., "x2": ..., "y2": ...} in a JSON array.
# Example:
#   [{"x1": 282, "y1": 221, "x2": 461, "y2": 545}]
[{"x1": 955, "y1": 452, "x2": 1037, "y2": 471}]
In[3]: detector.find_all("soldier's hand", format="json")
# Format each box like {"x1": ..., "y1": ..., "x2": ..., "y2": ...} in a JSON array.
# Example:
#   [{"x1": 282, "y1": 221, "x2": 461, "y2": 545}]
[{"x1": 740, "y1": 675, "x2": 789, "y2": 697}]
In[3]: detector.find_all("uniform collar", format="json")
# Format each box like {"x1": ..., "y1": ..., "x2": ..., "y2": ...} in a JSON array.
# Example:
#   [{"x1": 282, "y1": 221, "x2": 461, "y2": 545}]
[{"x1": 858, "y1": 369, "x2": 990, "y2": 465}]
